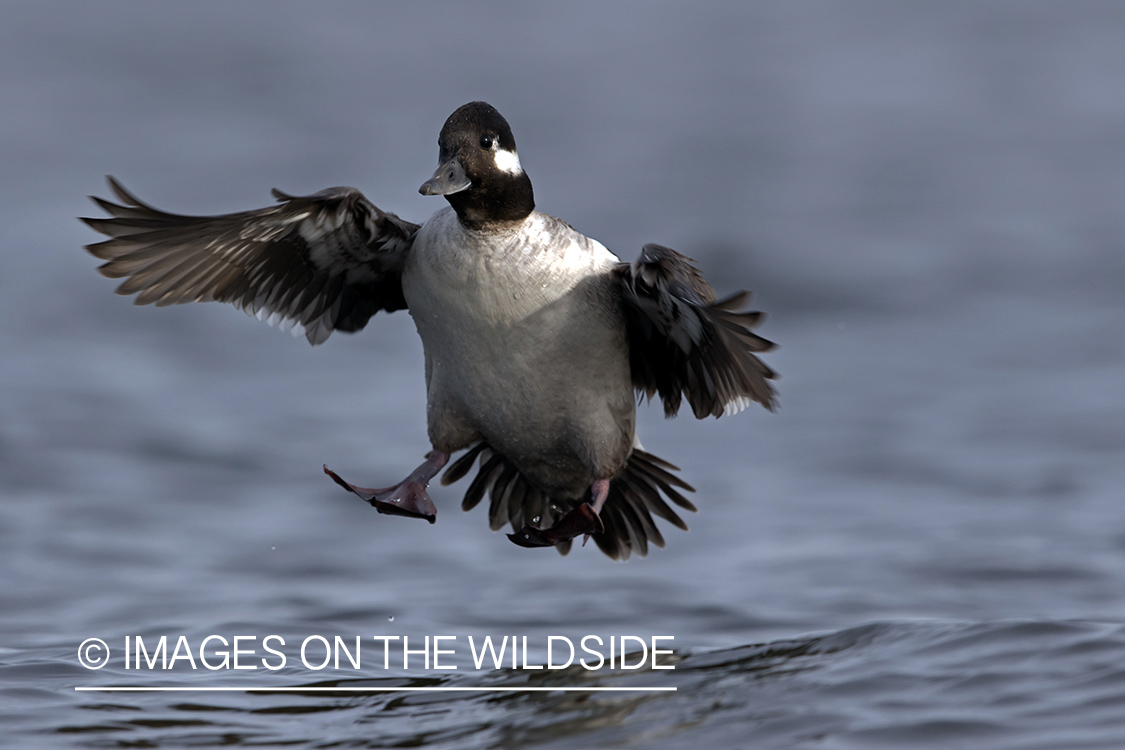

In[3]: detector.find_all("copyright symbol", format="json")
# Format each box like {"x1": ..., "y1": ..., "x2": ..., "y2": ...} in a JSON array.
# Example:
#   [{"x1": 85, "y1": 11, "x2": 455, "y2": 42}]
[{"x1": 78, "y1": 638, "x2": 109, "y2": 669}]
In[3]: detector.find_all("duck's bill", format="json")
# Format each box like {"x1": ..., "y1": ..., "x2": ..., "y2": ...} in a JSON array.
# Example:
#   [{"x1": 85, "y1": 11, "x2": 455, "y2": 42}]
[{"x1": 419, "y1": 158, "x2": 471, "y2": 195}]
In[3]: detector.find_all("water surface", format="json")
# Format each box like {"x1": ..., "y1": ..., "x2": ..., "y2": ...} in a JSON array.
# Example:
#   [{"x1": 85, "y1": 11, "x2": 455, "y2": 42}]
[{"x1": 2, "y1": 2, "x2": 1125, "y2": 747}]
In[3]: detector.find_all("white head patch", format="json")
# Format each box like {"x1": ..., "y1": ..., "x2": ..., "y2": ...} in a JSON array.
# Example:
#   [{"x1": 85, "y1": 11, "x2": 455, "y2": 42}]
[{"x1": 494, "y1": 148, "x2": 523, "y2": 175}]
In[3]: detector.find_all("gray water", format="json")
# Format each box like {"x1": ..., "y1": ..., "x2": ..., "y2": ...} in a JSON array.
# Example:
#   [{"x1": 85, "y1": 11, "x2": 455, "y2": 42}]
[{"x1": 3, "y1": 2, "x2": 1125, "y2": 747}]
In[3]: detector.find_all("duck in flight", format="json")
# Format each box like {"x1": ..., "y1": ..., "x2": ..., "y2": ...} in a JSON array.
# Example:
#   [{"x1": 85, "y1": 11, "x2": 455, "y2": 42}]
[{"x1": 82, "y1": 101, "x2": 776, "y2": 560}]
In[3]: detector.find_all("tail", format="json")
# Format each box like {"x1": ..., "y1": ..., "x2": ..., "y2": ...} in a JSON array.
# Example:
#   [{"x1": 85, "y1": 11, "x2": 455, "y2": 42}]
[{"x1": 442, "y1": 444, "x2": 696, "y2": 560}]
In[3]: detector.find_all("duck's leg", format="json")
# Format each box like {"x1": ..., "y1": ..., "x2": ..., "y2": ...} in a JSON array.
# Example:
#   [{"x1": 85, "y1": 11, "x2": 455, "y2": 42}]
[
  {"x1": 324, "y1": 450, "x2": 450, "y2": 524},
  {"x1": 508, "y1": 479, "x2": 610, "y2": 548}
]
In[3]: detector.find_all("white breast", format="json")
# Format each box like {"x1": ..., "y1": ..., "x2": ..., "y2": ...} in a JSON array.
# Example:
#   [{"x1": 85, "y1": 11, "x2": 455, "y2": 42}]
[
  {"x1": 401, "y1": 208, "x2": 634, "y2": 482},
  {"x1": 405, "y1": 208, "x2": 619, "y2": 325}
]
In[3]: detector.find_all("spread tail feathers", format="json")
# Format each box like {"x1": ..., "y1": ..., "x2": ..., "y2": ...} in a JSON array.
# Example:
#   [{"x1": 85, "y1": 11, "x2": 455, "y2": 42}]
[{"x1": 442, "y1": 443, "x2": 696, "y2": 560}]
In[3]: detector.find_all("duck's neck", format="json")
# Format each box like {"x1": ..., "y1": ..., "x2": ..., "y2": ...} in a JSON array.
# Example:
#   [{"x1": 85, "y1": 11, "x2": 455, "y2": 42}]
[{"x1": 447, "y1": 173, "x2": 535, "y2": 230}]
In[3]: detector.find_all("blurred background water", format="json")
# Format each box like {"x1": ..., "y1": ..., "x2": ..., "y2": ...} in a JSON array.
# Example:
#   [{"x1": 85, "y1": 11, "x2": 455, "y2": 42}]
[{"x1": 2, "y1": 1, "x2": 1125, "y2": 747}]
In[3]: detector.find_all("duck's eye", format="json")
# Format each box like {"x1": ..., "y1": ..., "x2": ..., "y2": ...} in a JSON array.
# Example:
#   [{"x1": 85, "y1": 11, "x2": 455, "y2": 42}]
[{"x1": 480, "y1": 134, "x2": 494, "y2": 149}]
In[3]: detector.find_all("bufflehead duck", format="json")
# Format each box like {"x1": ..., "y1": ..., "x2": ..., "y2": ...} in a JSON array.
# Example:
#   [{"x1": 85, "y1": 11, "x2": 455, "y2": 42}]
[{"x1": 82, "y1": 101, "x2": 776, "y2": 560}]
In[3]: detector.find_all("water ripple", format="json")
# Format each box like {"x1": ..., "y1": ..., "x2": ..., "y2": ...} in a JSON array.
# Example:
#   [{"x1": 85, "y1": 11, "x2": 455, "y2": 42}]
[{"x1": 4, "y1": 619, "x2": 1123, "y2": 748}]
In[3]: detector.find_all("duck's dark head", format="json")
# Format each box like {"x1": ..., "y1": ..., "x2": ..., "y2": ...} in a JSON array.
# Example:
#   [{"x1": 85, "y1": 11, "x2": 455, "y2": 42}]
[{"x1": 419, "y1": 102, "x2": 535, "y2": 227}]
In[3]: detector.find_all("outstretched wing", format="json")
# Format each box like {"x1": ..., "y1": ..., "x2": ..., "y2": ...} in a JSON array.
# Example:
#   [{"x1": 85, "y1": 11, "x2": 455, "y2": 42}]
[
  {"x1": 82, "y1": 176, "x2": 419, "y2": 345},
  {"x1": 614, "y1": 243, "x2": 778, "y2": 418}
]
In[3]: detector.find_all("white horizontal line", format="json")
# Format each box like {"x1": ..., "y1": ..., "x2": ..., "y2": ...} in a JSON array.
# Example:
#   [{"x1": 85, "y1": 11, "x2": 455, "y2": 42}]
[{"x1": 75, "y1": 686, "x2": 675, "y2": 693}]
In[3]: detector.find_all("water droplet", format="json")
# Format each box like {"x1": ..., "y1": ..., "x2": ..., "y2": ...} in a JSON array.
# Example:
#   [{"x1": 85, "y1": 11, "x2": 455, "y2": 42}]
[
  {"x1": 388, "y1": 616, "x2": 395, "y2": 622},
  {"x1": 270, "y1": 546, "x2": 276, "y2": 551},
  {"x1": 532, "y1": 516, "x2": 540, "y2": 523},
  {"x1": 393, "y1": 498, "x2": 400, "y2": 502}
]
